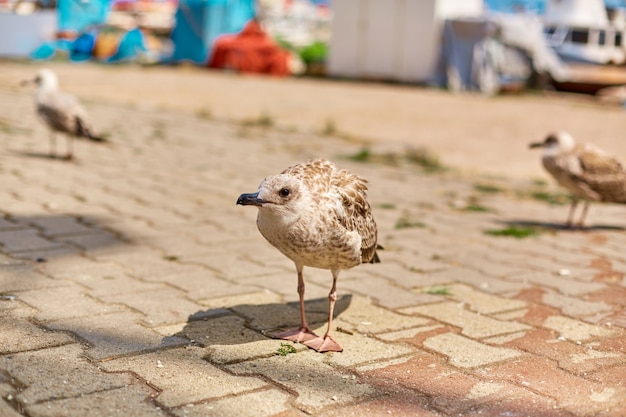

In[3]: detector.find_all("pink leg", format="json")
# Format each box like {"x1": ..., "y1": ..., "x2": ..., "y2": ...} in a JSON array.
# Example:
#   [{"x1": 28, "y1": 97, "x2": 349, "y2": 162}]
[
  {"x1": 565, "y1": 198, "x2": 578, "y2": 228},
  {"x1": 304, "y1": 269, "x2": 343, "y2": 352},
  {"x1": 275, "y1": 264, "x2": 319, "y2": 343},
  {"x1": 576, "y1": 201, "x2": 590, "y2": 228}
]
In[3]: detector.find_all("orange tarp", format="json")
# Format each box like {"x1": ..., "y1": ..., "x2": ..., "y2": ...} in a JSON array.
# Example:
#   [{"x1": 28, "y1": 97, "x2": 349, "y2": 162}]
[{"x1": 208, "y1": 19, "x2": 290, "y2": 76}]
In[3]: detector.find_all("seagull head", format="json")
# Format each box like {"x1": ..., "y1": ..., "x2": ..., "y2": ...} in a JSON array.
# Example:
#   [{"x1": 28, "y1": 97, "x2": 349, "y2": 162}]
[
  {"x1": 21, "y1": 68, "x2": 59, "y2": 91},
  {"x1": 237, "y1": 173, "x2": 305, "y2": 218},
  {"x1": 529, "y1": 131, "x2": 576, "y2": 156}
]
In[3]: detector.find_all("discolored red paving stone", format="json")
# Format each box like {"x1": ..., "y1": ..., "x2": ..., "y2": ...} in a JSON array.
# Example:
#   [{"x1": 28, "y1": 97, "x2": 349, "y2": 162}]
[
  {"x1": 360, "y1": 351, "x2": 552, "y2": 416},
  {"x1": 502, "y1": 328, "x2": 625, "y2": 375},
  {"x1": 473, "y1": 356, "x2": 626, "y2": 415},
  {"x1": 586, "y1": 286, "x2": 626, "y2": 307}
]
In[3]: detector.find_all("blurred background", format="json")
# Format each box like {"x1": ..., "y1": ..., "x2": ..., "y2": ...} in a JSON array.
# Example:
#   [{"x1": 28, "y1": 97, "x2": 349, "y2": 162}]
[{"x1": 4, "y1": 0, "x2": 626, "y2": 98}]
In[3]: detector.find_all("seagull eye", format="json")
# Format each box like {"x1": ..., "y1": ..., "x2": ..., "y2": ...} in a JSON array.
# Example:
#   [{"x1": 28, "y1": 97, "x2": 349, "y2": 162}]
[{"x1": 279, "y1": 188, "x2": 290, "y2": 197}]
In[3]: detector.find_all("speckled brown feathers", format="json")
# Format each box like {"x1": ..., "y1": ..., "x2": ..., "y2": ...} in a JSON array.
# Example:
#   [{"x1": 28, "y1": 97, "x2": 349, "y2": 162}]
[
  {"x1": 236, "y1": 158, "x2": 379, "y2": 352},
  {"x1": 541, "y1": 142, "x2": 626, "y2": 203},
  {"x1": 530, "y1": 131, "x2": 626, "y2": 227},
  {"x1": 280, "y1": 158, "x2": 379, "y2": 264}
]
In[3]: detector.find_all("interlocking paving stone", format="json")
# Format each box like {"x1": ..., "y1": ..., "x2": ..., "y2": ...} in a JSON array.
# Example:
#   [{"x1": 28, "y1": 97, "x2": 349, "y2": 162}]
[
  {"x1": 543, "y1": 315, "x2": 617, "y2": 342},
  {"x1": 225, "y1": 352, "x2": 373, "y2": 414},
  {"x1": 0, "y1": 264, "x2": 61, "y2": 292},
  {"x1": 101, "y1": 347, "x2": 267, "y2": 408},
  {"x1": 99, "y1": 287, "x2": 206, "y2": 327},
  {"x1": 474, "y1": 357, "x2": 626, "y2": 415},
  {"x1": 24, "y1": 383, "x2": 162, "y2": 417},
  {"x1": 0, "y1": 229, "x2": 64, "y2": 253},
  {"x1": 423, "y1": 333, "x2": 521, "y2": 368},
  {"x1": 0, "y1": 344, "x2": 133, "y2": 405},
  {"x1": 0, "y1": 305, "x2": 74, "y2": 354},
  {"x1": 1, "y1": 62, "x2": 626, "y2": 417},
  {"x1": 405, "y1": 302, "x2": 531, "y2": 338},
  {"x1": 170, "y1": 388, "x2": 292, "y2": 417},
  {"x1": 17, "y1": 284, "x2": 125, "y2": 322},
  {"x1": 46, "y1": 311, "x2": 188, "y2": 360}
]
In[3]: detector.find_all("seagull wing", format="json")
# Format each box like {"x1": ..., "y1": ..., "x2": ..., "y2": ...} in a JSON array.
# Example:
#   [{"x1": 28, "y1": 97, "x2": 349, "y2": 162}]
[
  {"x1": 575, "y1": 144, "x2": 626, "y2": 203},
  {"x1": 37, "y1": 90, "x2": 90, "y2": 137},
  {"x1": 332, "y1": 168, "x2": 379, "y2": 264}
]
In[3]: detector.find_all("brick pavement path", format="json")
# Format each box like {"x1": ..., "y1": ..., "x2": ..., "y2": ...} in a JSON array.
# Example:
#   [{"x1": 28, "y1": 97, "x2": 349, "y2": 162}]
[{"x1": 0, "y1": 64, "x2": 625, "y2": 416}]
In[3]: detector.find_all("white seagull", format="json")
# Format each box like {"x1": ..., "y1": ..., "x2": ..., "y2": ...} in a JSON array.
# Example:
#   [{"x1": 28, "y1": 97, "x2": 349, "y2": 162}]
[
  {"x1": 22, "y1": 68, "x2": 105, "y2": 159},
  {"x1": 530, "y1": 131, "x2": 626, "y2": 228},
  {"x1": 237, "y1": 158, "x2": 379, "y2": 352}
]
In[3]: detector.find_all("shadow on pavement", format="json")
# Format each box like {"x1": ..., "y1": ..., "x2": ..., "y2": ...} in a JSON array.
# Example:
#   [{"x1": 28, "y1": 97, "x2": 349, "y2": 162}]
[
  {"x1": 0, "y1": 214, "x2": 130, "y2": 265},
  {"x1": 503, "y1": 219, "x2": 626, "y2": 232},
  {"x1": 173, "y1": 295, "x2": 353, "y2": 347}
]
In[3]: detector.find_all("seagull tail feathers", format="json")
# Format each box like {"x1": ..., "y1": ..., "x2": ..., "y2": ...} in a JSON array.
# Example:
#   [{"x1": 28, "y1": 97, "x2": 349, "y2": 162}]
[{"x1": 76, "y1": 117, "x2": 107, "y2": 142}]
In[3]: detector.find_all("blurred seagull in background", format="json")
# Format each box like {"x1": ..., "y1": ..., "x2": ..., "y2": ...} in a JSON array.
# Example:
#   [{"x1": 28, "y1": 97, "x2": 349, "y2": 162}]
[
  {"x1": 22, "y1": 68, "x2": 106, "y2": 160},
  {"x1": 237, "y1": 158, "x2": 380, "y2": 352},
  {"x1": 530, "y1": 131, "x2": 626, "y2": 228}
]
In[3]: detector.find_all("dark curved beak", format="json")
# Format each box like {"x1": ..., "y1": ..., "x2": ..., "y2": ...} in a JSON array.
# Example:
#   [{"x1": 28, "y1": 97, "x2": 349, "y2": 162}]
[
  {"x1": 529, "y1": 141, "x2": 545, "y2": 149},
  {"x1": 237, "y1": 192, "x2": 265, "y2": 206}
]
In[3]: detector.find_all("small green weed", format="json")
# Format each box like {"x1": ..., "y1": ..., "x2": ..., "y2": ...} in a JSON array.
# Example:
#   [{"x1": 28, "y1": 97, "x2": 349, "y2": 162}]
[
  {"x1": 395, "y1": 217, "x2": 425, "y2": 229},
  {"x1": 425, "y1": 286, "x2": 452, "y2": 295},
  {"x1": 163, "y1": 255, "x2": 179, "y2": 262},
  {"x1": 463, "y1": 203, "x2": 492, "y2": 213},
  {"x1": 347, "y1": 148, "x2": 371, "y2": 162},
  {"x1": 277, "y1": 342, "x2": 297, "y2": 356},
  {"x1": 405, "y1": 147, "x2": 446, "y2": 173},
  {"x1": 241, "y1": 111, "x2": 274, "y2": 128},
  {"x1": 485, "y1": 226, "x2": 540, "y2": 238},
  {"x1": 378, "y1": 203, "x2": 396, "y2": 210},
  {"x1": 473, "y1": 183, "x2": 503, "y2": 194}
]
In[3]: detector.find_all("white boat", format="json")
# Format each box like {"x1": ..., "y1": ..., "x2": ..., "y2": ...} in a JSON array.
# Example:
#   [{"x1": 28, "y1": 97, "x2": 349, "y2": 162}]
[{"x1": 543, "y1": 0, "x2": 626, "y2": 65}]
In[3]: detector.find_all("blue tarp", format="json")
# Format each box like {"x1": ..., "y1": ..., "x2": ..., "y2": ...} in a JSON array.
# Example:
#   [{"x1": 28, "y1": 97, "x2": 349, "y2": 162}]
[
  {"x1": 170, "y1": 0, "x2": 256, "y2": 64},
  {"x1": 57, "y1": 0, "x2": 111, "y2": 32},
  {"x1": 31, "y1": 28, "x2": 148, "y2": 63}
]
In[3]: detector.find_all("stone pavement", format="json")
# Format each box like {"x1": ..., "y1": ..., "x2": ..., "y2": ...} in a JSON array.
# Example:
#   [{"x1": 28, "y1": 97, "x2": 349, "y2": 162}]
[{"x1": 0, "y1": 62, "x2": 625, "y2": 416}]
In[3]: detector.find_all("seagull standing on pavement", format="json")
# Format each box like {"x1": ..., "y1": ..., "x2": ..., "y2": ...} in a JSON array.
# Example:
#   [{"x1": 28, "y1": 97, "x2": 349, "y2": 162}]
[
  {"x1": 22, "y1": 68, "x2": 105, "y2": 160},
  {"x1": 236, "y1": 158, "x2": 380, "y2": 352},
  {"x1": 529, "y1": 131, "x2": 626, "y2": 228}
]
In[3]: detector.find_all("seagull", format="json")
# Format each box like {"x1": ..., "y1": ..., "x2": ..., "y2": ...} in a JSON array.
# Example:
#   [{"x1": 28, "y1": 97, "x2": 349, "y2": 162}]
[
  {"x1": 22, "y1": 68, "x2": 105, "y2": 159},
  {"x1": 529, "y1": 131, "x2": 626, "y2": 228},
  {"x1": 236, "y1": 158, "x2": 379, "y2": 352}
]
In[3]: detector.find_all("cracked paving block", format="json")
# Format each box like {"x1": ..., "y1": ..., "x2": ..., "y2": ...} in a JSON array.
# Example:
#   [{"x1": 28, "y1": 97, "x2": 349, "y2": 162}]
[
  {"x1": 361, "y1": 351, "x2": 558, "y2": 416},
  {"x1": 0, "y1": 344, "x2": 133, "y2": 405},
  {"x1": 543, "y1": 315, "x2": 617, "y2": 342},
  {"x1": 226, "y1": 351, "x2": 373, "y2": 414},
  {"x1": 46, "y1": 311, "x2": 188, "y2": 360},
  {"x1": 502, "y1": 328, "x2": 625, "y2": 375},
  {"x1": 405, "y1": 302, "x2": 531, "y2": 338},
  {"x1": 24, "y1": 382, "x2": 162, "y2": 417},
  {"x1": 474, "y1": 356, "x2": 626, "y2": 415},
  {"x1": 101, "y1": 347, "x2": 267, "y2": 408},
  {"x1": 171, "y1": 388, "x2": 292, "y2": 417}
]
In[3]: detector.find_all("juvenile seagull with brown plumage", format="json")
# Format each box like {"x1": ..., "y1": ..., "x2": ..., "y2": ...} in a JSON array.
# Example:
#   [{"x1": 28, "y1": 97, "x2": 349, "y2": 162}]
[
  {"x1": 237, "y1": 158, "x2": 379, "y2": 352},
  {"x1": 530, "y1": 131, "x2": 626, "y2": 228}
]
